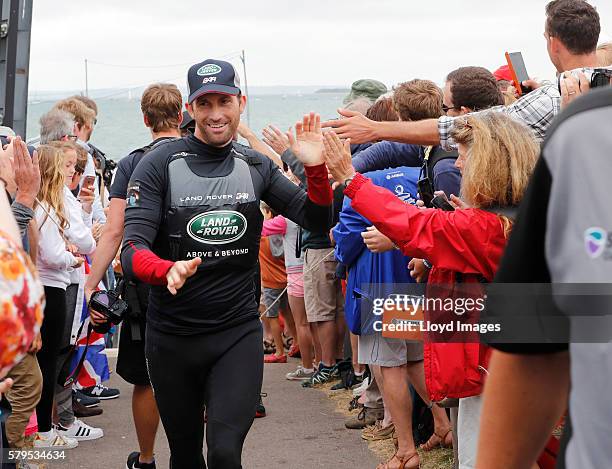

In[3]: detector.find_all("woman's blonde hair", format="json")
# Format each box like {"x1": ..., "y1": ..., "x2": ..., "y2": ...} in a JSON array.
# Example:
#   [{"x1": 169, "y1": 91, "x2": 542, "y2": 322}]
[
  {"x1": 450, "y1": 113, "x2": 539, "y2": 235},
  {"x1": 596, "y1": 42, "x2": 612, "y2": 67},
  {"x1": 36, "y1": 145, "x2": 70, "y2": 231}
]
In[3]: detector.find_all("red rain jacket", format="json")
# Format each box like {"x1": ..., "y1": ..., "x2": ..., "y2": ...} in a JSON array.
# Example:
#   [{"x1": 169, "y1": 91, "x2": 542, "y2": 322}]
[{"x1": 345, "y1": 173, "x2": 507, "y2": 400}]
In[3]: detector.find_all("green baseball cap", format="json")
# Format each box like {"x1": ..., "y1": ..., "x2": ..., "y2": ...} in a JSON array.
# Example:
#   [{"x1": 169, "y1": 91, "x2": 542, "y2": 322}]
[{"x1": 343, "y1": 79, "x2": 388, "y2": 105}]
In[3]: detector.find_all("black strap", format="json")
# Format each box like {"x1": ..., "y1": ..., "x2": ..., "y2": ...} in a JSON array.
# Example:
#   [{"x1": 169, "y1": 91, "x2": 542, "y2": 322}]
[
  {"x1": 423, "y1": 146, "x2": 459, "y2": 183},
  {"x1": 61, "y1": 322, "x2": 93, "y2": 388},
  {"x1": 296, "y1": 226, "x2": 303, "y2": 258},
  {"x1": 123, "y1": 283, "x2": 143, "y2": 341}
]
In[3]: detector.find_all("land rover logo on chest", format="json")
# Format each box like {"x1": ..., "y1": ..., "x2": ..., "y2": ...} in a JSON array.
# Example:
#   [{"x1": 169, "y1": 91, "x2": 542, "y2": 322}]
[
  {"x1": 187, "y1": 210, "x2": 247, "y2": 245},
  {"x1": 197, "y1": 64, "x2": 222, "y2": 76}
]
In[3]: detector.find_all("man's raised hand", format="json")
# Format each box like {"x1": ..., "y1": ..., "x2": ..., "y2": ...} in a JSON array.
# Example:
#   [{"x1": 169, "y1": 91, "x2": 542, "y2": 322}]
[
  {"x1": 166, "y1": 257, "x2": 202, "y2": 295},
  {"x1": 287, "y1": 112, "x2": 324, "y2": 167},
  {"x1": 321, "y1": 109, "x2": 376, "y2": 144}
]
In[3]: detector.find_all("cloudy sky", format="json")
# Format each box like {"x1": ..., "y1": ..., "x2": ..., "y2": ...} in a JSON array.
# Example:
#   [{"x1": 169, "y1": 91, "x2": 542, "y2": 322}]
[{"x1": 29, "y1": 0, "x2": 612, "y2": 93}]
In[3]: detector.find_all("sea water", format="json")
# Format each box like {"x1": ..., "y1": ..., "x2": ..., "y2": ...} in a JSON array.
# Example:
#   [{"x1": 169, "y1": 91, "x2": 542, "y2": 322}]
[{"x1": 26, "y1": 93, "x2": 345, "y2": 161}]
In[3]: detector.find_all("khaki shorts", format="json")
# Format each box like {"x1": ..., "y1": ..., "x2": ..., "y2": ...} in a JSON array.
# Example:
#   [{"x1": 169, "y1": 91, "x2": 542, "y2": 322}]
[
  {"x1": 358, "y1": 333, "x2": 423, "y2": 367},
  {"x1": 303, "y1": 248, "x2": 344, "y2": 322}
]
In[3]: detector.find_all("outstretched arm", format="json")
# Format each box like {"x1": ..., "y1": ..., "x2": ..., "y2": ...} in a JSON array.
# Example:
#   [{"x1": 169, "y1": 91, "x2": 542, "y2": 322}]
[
  {"x1": 237, "y1": 121, "x2": 283, "y2": 167},
  {"x1": 322, "y1": 109, "x2": 440, "y2": 145},
  {"x1": 323, "y1": 131, "x2": 502, "y2": 276},
  {"x1": 263, "y1": 113, "x2": 332, "y2": 232}
]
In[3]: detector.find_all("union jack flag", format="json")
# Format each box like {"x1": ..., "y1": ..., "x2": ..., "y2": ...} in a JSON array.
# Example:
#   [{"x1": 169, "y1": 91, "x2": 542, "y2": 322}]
[{"x1": 71, "y1": 259, "x2": 110, "y2": 388}]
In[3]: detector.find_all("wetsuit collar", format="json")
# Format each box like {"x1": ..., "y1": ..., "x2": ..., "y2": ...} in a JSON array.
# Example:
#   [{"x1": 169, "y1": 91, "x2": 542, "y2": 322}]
[{"x1": 187, "y1": 133, "x2": 233, "y2": 157}]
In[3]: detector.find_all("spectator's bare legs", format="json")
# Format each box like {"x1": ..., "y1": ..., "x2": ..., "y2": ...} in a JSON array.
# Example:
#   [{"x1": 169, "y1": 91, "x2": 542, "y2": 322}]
[
  {"x1": 350, "y1": 333, "x2": 365, "y2": 374},
  {"x1": 133, "y1": 384, "x2": 160, "y2": 464},
  {"x1": 288, "y1": 295, "x2": 314, "y2": 369},
  {"x1": 476, "y1": 351, "x2": 569, "y2": 469},
  {"x1": 311, "y1": 324, "x2": 322, "y2": 366},
  {"x1": 260, "y1": 303, "x2": 273, "y2": 346},
  {"x1": 380, "y1": 365, "x2": 418, "y2": 465},
  {"x1": 280, "y1": 305, "x2": 297, "y2": 345},
  {"x1": 406, "y1": 361, "x2": 452, "y2": 441},
  {"x1": 269, "y1": 317, "x2": 286, "y2": 358},
  {"x1": 335, "y1": 314, "x2": 346, "y2": 361},
  {"x1": 312, "y1": 320, "x2": 336, "y2": 367},
  {"x1": 371, "y1": 365, "x2": 392, "y2": 427}
]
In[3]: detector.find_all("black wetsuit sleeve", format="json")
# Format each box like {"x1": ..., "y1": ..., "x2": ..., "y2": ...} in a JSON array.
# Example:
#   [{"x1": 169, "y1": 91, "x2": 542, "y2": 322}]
[
  {"x1": 260, "y1": 157, "x2": 332, "y2": 234},
  {"x1": 280, "y1": 149, "x2": 306, "y2": 186},
  {"x1": 109, "y1": 155, "x2": 134, "y2": 200}
]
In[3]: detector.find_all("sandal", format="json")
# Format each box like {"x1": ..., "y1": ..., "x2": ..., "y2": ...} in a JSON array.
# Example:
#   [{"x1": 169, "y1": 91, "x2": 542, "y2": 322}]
[
  {"x1": 376, "y1": 451, "x2": 420, "y2": 469},
  {"x1": 283, "y1": 334, "x2": 294, "y2": 350},
  {"x1": 419, "y1": 427, "x2": 453, "y2": 451},
  {"x1": 263, "y1": 339, "x2": 276, "y2": 355}
]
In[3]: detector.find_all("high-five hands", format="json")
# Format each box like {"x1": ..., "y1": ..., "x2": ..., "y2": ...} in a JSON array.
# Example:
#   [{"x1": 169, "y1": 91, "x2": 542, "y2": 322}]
[
  {"x1": 166, "y1": 258, "x2": 202, "y2": 295},
  {"x1": 262, "y1": 125, "x2": 292, "y2": 156},
  {"x1": 322, "y1": 131, "x2": 355, "y2": 185},
  {"x1": 287, "y1": 112, "x2": 324, "y2": 167},
  {"x1": 13, "y1": 138, "x2": 41, "y2": 208},
  {"x1": 321, "y1": 109, "x2": 376, "y2": 144}
]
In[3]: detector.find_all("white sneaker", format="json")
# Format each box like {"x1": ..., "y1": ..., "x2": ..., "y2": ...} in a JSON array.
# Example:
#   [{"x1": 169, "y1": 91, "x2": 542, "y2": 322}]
[
  {"x1": 56, "y1": 419, "x2": 104, "y2": 441},
  {"x1": 34, "y1": 429, "x2": 78, "y2": 449},
  {"x1": 286, "y1": 365, "x2": 315, "y2": 381},
  {"x1": 352, "y1": 376, "x2": 370, "y2": 397}
]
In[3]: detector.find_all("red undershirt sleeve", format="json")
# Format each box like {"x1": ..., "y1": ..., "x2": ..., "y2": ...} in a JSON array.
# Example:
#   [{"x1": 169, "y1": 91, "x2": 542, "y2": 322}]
[{"x1": 304, "y1": 163, "x2": 333, "y2": 206}]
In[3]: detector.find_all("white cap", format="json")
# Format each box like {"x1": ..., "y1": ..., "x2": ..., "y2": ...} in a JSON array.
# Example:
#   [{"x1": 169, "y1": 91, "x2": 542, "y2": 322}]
[{"x1": 0, "y1": 126, "x2": 15, "y2": 138}]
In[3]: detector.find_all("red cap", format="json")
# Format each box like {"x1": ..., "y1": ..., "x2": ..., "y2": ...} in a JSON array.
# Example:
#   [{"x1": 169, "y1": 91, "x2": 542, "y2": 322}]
[{"x1": 493, "y1": 65, "x2": 513, "y2": 82}]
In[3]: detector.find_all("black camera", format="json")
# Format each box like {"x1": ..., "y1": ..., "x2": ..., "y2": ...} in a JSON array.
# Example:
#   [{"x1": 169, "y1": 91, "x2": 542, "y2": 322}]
[
  {"x1": 557, "y1": 67, "x2": 612, "y2": 93},
  {"x1": 88, "y1": 290, "x2": 129, "y2": 334}
]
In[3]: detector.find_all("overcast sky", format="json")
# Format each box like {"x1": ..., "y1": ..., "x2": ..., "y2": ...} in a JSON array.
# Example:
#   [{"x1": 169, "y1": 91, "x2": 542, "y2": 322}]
[{"x1": 29, "y1": 0, "x2": 612, "y2": 93}]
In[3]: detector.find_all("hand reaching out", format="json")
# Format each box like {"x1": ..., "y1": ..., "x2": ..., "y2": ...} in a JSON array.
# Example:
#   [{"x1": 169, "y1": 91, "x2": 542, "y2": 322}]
[
  {"x1": 321, "y1": 109, "x2": 377, "y2": 144},
  {"x1": 322, "y1": 130, "x2": 355, "y2": 184},
  {"x1": 287, "y1": 113, "x2": 325, "y2": 167},
  {"x1": 166, "y1": 257, "x2": 202, "y2": 295},
  {"x1": 262, "y1": 125, "x2": 291, "y2": 156}
]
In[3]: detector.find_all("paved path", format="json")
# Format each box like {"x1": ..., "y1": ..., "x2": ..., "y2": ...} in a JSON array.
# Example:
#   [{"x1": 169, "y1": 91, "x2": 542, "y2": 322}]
[{"x1": 61, "y1": 357, "x2": 380, "y2": 469}]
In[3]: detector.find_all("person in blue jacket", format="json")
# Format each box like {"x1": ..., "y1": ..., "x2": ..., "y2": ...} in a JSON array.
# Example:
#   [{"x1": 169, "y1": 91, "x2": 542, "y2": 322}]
[{"x1": 333, "y1": 165, "x2": 452, "y2": 467}]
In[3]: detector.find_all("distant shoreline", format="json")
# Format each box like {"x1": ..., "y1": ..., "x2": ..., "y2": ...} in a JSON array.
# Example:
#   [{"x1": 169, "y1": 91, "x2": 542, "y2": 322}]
[{"x1": 315, "y1": 88, "x2": 349, "y2": 94}]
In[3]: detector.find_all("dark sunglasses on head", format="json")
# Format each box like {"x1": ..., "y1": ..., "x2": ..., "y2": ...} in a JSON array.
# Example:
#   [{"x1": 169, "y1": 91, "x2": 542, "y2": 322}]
[{"x1": 442, "y1": 104, "x2": 461, "y2": 113}]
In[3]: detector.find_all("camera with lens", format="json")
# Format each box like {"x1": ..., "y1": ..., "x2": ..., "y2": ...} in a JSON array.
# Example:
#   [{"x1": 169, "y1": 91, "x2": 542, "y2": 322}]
[
  {"x1": 557, "y1": 67, "x2": 612, "y2": 93},
  {"x1": 88, "y1": 290, "x2": 129, "y2": 334}
]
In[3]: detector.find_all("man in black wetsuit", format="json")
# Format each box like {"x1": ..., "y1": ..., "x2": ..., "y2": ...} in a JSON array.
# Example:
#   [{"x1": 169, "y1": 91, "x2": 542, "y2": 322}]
[{"x1": 120, "y1": 59, "x2": 333, "y2": 469}]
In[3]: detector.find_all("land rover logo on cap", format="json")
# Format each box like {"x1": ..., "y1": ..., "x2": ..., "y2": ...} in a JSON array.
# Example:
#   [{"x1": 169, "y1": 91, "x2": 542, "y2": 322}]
[
  {"x1": 187, "y1": 210, "x2": 247, "y2": 245},
  {"x1": 197, "y1": 64, "x2": 222, "y2": 76}
]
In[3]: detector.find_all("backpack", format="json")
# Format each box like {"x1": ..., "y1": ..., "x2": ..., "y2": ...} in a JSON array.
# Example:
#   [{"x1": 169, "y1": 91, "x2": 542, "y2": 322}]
[{"x1": 422, "y1": 146, "x2": 459, "y2": 187}]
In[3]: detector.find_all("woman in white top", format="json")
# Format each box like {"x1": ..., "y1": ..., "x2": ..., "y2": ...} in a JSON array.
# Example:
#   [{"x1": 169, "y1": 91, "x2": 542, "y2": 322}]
[
  {"x1": 48, "y1": 141, "x2": 103, "y2": 442},
  {"x1": 33, "y1": 145, "x2": 82, "y2": 449}
]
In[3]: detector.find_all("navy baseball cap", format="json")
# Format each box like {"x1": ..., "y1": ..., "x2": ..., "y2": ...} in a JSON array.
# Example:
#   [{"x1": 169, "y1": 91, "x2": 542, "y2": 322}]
[{"x1": 187, "y1": 59, "x2": 241, "y2": 103}]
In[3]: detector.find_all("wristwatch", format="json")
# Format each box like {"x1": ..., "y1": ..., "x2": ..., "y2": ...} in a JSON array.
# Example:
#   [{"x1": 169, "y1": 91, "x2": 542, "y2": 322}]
[
  {"x1": 343, "y1": 177, "x2": 354, "y2": 187},
  {"x1": 423, "y1": 259, "x2": 433, "y2": 269}
]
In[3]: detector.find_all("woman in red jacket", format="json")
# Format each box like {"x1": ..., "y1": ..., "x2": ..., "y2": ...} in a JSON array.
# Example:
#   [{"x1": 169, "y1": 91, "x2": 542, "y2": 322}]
[{"x1": 323, "y1": 112, "x2": 539, "y2": 469}]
